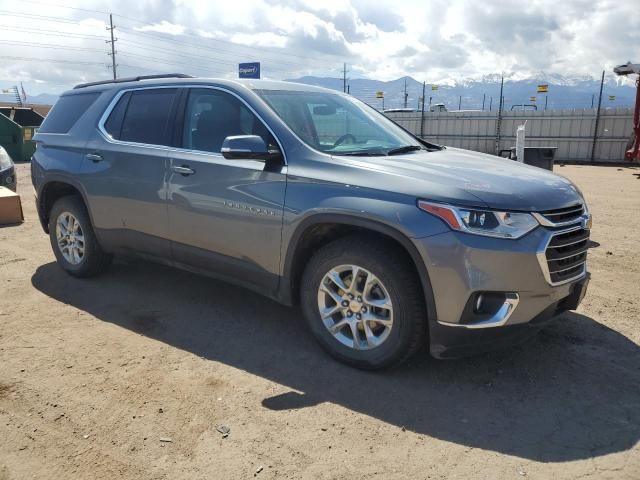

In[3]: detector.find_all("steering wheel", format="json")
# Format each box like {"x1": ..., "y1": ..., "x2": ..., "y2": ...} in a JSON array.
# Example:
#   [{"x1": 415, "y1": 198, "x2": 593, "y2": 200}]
[{"x1": 333, "y1": 133, "x2": 356, "y2": 147}]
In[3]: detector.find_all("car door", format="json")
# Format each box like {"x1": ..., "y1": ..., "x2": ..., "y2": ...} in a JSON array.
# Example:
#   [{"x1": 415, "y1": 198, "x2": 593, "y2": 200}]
[
  {"x1": 166, "y1": 87, "x2": 286, "y2": 295},
  {"x1": 83, "y1": 87, "x2": 179, "y2": 257}
]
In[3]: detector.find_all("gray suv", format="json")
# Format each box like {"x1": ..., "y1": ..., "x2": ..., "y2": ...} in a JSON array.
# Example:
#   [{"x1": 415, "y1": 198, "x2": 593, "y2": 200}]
[{"x1": 31, "y1": 74, "x2": 591, "y2": 369}]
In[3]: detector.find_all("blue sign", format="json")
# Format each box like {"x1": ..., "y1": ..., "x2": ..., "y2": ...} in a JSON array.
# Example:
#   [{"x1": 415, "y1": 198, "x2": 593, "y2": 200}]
[{"x1": 239, "y1": 62, "x2": 260, "y2": 79}]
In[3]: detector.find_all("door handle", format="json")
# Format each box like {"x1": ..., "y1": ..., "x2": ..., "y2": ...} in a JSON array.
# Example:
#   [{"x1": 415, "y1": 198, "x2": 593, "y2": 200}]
[
  {"x1": 85, "y1": 153, "x2": 103, "y2": 163},
  {"x1": 171, "y1": 165, "x2": 196, "y2": 176}
]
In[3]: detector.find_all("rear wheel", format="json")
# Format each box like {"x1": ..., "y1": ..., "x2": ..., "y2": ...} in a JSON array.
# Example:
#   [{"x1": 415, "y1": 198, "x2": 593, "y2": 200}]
[
  {"x1": 48, "y1": 195, "x2": 112, "y2": 277},
  {"x1": 300, "y1": 236, "x2": 427, "y2": 369}
]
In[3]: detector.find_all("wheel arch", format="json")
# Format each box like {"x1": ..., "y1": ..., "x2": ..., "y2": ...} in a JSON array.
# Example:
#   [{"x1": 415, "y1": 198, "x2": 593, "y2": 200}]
[
  {"x1": 38, "y1": 178, "x2": 92, "y2": 234},
  {"x1": 279, "y1": 213, "x2": 437, "y2": 326}
]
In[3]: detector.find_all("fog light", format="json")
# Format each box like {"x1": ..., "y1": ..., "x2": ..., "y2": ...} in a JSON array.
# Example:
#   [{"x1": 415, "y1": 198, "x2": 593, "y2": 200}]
[
  {"x1": 5, "y1": 176, "x2": 13, "y2": 184},
  {"x1": 472, "y1": 292, "x2": 508, "y2": 315}
]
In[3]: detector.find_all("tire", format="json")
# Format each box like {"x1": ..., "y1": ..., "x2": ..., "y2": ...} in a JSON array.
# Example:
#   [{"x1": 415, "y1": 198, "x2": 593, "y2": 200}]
[
  {"x1": 300, "y1": 235, "x2": 427, "y2": 370},
  {"x1": 48, "y1": 195, "x2": 112, "y2": 277}
]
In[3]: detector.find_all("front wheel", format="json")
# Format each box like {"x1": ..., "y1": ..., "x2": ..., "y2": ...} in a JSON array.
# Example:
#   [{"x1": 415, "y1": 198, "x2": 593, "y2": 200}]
[{"x1": 300, "y1": 236, "x2": 427, "y2": 369}]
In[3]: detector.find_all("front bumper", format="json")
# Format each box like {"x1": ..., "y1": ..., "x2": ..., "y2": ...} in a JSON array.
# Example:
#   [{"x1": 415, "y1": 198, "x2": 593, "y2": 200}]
[
  {"x1": 0, "y1": 166, "x2": 16, "y2": 192},
  {"x1": 413, "y1": 227, "x2": 590, "y2": 358}
]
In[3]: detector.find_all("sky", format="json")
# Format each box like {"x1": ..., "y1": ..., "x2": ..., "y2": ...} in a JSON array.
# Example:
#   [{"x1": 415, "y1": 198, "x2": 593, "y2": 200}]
[{"x1": 0, "y1": 0, "x2": 638, "y2": 95}]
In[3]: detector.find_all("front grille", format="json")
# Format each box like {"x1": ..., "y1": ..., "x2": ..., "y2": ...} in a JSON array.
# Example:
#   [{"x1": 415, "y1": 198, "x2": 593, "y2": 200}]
[
  {"x1": 539, "y1": 204, "x2": 585, "y2": 225},
  {"x1": 545, "y1": 227, "x2": 589, "y2": 284}
]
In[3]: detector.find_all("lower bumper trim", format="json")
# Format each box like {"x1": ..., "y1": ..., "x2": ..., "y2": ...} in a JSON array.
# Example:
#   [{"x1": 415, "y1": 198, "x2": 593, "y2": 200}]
[
  {"x1": 437, "y1": 293, "x2": 519, "y2": 329},
  {"x1": 428, "y1": 274, "x2": 590, "y2": 359}
]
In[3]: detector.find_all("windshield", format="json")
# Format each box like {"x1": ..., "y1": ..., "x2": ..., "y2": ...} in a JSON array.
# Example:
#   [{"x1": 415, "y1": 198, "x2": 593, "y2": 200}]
[{"x1": 255, "y1": 89, "x2": 424, "y2": 156}]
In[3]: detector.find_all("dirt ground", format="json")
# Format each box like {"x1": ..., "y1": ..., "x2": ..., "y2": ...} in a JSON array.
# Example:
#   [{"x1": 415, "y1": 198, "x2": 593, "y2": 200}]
[{"x1": 1, "y1": 162, "x2": 639, "y2": 480}]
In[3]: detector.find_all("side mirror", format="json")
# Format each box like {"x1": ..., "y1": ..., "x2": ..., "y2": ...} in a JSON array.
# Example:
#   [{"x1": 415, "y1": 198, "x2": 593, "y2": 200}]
[{"x1": 221, "y1": 135, "x2": 281, "y2": 161}]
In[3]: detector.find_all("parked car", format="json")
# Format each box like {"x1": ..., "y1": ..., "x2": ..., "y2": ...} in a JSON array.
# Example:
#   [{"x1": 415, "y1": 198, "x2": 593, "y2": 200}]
[
  {"x1": 0, "y1": 145, "x2": 16, "y2": 191},
  {"x1": 31, "y1": 74, "x2": 591, "y2": 369}
]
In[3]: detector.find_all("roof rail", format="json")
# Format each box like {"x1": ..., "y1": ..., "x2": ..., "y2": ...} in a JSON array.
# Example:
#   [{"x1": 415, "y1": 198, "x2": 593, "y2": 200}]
[{"x1": 73, "y1": 73, "x2": 194, "y2": 90}]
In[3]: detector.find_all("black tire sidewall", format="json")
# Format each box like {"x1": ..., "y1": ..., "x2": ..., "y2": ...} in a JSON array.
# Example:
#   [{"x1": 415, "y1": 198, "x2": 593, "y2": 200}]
[
  {"x1": 48, "y1": 196, "x2": 105, "y2": 277},
  {"x1": 300, "y1": 238, "x2": 425, "y2": 369}
]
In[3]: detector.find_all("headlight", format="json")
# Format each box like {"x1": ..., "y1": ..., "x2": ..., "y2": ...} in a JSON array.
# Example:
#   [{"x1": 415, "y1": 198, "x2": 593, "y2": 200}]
[
  {"x1": 0, "y1": 149, "x2": 13, "y2": 171},
  {"x1": 418, "y1": 200, "x2": 539, "y2": 239}
]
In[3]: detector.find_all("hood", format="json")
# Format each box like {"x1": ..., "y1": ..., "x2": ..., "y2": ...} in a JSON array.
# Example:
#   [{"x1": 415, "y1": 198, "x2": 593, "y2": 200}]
[{"x1": 341, "y1": 147, "x2": 584, "y2": 211}]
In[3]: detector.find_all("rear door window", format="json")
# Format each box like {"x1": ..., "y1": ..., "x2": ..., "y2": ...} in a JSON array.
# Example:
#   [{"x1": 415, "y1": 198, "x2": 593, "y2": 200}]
[
  {"x1": 182, "y1": 88, "x2": 276, "y2": 153},
  {"x1": 116, "y1": 88, "x2": 178, "y2": 146},
  {"x1": 39, "y1": 92, "x2": 100, "y2": 134}
]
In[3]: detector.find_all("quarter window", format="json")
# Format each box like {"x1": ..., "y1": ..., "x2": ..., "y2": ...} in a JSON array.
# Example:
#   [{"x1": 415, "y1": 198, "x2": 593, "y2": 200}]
[
  {"x1": 39, "y1": 92, "x2": 100, "y2": 134},
  {"x1": 106, "y1": 88, "x2": 178, "y2": 146},
  {"x1": 182, "y1": 88, "x2": 276, "y2": 153}
]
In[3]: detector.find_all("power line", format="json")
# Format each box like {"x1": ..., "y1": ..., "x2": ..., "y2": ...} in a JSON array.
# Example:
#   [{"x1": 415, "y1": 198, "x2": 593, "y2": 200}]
[
  {"x1": 17, "y1": 0, "x2": 112, "y2": 16},
  {"x1": 116, "y1": 38, "x2": 318, "y2": 75},
  {"x1": 0, "y1": 55, "x2": 106, "y2": 66},
  {"x1": 117, "y1": 52, "x2": 231, "y2": 76},
  {"x1": 0, "y1": 10, "x2": 79, "y2": 24},
  {"x1": 0, "y1": 9, "x2": 344, "y2": 69},
  {"x1": 0, "y1": 40, "x2": 103, "y2": 52},
  {"x1": 0, "y1": 24, "x2": 108, "y2": 39},
  {"x1": 117, "y1": 27, "x2": 340, "y2": 70}
]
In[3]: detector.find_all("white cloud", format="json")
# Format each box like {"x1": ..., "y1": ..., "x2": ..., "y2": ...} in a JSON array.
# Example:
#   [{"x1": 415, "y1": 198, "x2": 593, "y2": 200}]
[
  {"x1": 135, "y1": 20, "x2": 186, "y2": 35},
  {"x1": 0, "y1": 0, "x2": 637, "y2": 94}
]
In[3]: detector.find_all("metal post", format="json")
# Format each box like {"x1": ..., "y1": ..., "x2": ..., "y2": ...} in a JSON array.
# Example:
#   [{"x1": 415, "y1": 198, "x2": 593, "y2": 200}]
[
  {"x1": 107, "y1": 13, "x2": 117, "y2": 80},
  {"x1": 458, "y1": 95, "x2": 462, "y2": 110},
  {"x1": 420, "y1": 81, "x2": 426, "y2": 138},
  {"x1": 482, "y1": 93, "x2": 486, "y2": 111},
  {"x1": 489, "y1": 96, "x2": 492, "y2": 111},
  {"x1": 403, "y1": 78, "x2": 408, "y2": 108},
  {"x1": 544, "y1": 95, "x2": 548, "y2": 111},
  {"x1": 590, "y1": 70, "x2": 605, "y2": 163},
  {"x1": 591, "y1": 94, "x2": 595, "y2": 109},
  {"x1": 495, "y1": 75, "x2": 504, "y2": 155},
  {"x1": 343, "y1": 63, "x2": 347, "y2": 93}
]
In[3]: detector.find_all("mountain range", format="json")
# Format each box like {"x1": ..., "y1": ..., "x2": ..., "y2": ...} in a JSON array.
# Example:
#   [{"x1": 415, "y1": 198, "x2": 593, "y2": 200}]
[
  {"x1": 288, "y1": 75, "x2": 637, "y2": 111},
  {"x1": 1, "y1": 75, "x2": 636, "y2": 111}
]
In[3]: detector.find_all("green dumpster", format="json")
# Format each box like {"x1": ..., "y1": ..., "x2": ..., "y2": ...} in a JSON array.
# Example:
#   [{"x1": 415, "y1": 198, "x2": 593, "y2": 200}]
[{"x1": 0, "y1": 107, "x2": 45, "y2": 162}]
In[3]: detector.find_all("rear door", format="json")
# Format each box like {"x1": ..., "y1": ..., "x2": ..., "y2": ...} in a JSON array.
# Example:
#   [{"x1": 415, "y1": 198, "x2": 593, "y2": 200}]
[
  {"x1": 166, "y1": 87, "x2": 286, "y2": 295},
  {"x1": 83, "y1": 87, "x2": 179, "y2": 257}
]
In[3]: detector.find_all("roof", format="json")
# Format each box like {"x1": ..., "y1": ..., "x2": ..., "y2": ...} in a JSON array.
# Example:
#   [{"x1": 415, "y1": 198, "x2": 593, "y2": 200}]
[{"x1": 66, "y1": 74, "x2": 337, "y2": 96}]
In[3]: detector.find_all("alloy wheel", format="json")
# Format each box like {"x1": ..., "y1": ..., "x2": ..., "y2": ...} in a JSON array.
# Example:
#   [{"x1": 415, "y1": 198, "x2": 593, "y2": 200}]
[
  {"x1": 56, "y1": 212, "x2": 85, "y2": 265},
  {"x1": 317, "y1": 264, "x2": 394, "y2": 350}
]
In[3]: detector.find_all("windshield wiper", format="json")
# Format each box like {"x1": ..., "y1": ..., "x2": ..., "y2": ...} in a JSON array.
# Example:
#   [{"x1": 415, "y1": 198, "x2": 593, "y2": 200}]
[
  {"x1": 335, "y1": 151, "x2": 387, "y2": 156},
  {"x1": 387, "y1": 145, "x2": 423, "y2": 155}
]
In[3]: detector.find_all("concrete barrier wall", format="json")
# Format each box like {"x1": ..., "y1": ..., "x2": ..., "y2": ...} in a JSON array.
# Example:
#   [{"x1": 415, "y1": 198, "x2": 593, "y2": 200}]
[{"x1": 385, "y1": 107, "x2": 634, "y2": 162}]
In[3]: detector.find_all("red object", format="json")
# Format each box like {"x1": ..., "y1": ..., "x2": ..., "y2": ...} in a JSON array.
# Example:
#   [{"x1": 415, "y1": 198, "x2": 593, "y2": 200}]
[
  {"x1": 627, "y1": 76, "x2": 640, "y2": 162},
  {"x1": 418, "y1": 201, "x2": 462, "y2": 229}
]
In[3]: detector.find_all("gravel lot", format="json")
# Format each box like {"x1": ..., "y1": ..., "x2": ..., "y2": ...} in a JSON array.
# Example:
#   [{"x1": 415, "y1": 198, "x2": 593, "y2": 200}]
[{"x1": 1, "y1": 162, "x2": 639, "y2": 480}]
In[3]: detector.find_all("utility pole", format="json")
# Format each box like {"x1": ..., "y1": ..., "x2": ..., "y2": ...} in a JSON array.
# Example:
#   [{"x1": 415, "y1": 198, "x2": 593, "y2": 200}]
[
  {"x1": 420, "y1": 81, "x2": 426, "y2": 138},
  {"x1": 106, "y1": 13, "x2": 117, "y2": 80},
  {"x1": 482, "y1": 93, "x2": 486, "y2": 111},
  {"x1": 342, "y1": 63, "x2": 348, "y2": 93},
  {"x1": 403, "y1": 78, "x2": 408, "y2": 108},
  {"x1": 591, "y1": 93, "x2": 595, "y2": 109},
  {"x1": 590, "y1": 70, "x2": 605, "y2": 163},
  {"x1": 495, "y1": 75, "x2": 504, "y2": 154},
  {"x1": 544, "y1": 95, "x2": 548, "y2": 111},
  {"x1": 489, "y1": 96, "x2": 492, "y2": 111},
  {"x1": 458, "y1": 95, "x2": 462, "y2": 110}
]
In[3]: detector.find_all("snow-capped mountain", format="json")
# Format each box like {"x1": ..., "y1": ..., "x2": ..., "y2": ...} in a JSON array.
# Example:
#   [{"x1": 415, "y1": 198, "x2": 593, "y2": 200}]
[{"x1": 288, "y1": 74, "x2": 636, "y2": 111}]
